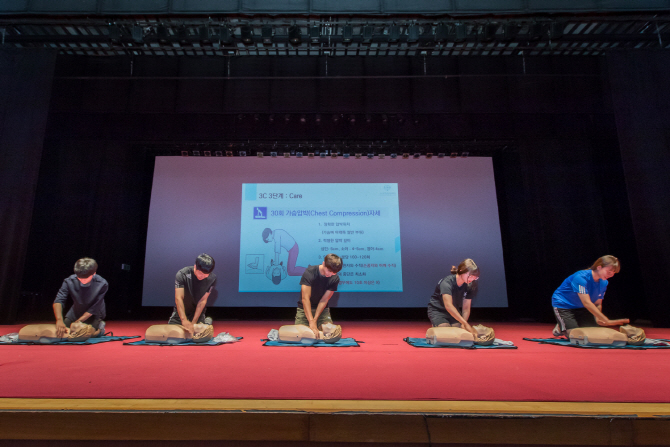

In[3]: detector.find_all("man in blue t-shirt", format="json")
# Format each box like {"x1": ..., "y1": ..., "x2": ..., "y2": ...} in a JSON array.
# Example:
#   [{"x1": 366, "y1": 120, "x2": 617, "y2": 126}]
[{"x1": 552, "y1": 255, "x2": 629, "y2": 336}]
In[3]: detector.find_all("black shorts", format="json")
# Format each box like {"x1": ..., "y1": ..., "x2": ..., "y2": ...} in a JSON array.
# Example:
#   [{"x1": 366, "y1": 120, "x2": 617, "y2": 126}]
[
  {"x1": 427, "y1": 306, "x2": 461, "y2": 327},
  {"x1": 553, "y1": 307, "x2": 598, "y2": 332}
]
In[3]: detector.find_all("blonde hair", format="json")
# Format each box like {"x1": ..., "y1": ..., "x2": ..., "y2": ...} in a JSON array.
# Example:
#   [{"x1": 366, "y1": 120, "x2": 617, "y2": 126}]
[{"x1": 590, "y1": 255, "x2": 620, "y2": 273}]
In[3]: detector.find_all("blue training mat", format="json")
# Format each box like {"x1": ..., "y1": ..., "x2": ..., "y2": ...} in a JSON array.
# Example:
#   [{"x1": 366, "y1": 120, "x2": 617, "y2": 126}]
[
  {"x1": 1, "y1": 335, "x2": 141, "y2": 345},
  {"x1": 262, "y1": 337, "x2": 361, "y2": 347},
  {"x1": 404, "y1": 337, "x2": 517, "y2": 349},
  {"x1": 124, "y1": 337, "x2": 242, "y2": 346},
  {"x1": 523, "y1": 337, "x2": 670, "y2": 349}
]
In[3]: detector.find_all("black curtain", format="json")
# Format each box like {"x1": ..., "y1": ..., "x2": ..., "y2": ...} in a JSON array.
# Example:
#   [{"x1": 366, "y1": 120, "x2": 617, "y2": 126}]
[
  {"x1": 0, "y1": 49, "x2": 56, "y2": 324},
  {"x1": 607, "y1": 51, "x2": 670, "y2": 327},
  {"x1": 18, "y1": 141, "x2": 155, "y2": 322}
]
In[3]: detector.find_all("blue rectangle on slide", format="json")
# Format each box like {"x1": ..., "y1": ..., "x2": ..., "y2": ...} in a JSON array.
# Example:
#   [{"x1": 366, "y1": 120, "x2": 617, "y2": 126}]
[{"x1": 239, "y1": 183, "x2": 402, "y2": 292}]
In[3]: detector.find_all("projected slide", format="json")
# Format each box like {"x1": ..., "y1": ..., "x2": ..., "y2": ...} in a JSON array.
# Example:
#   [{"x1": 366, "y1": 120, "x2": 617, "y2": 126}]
[{"x1": 239, "y1": 183, "x2": 402, "y2": 292}]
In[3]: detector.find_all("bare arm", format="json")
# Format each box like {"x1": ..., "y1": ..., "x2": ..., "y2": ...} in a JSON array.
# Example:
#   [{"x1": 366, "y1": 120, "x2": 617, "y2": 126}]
[
  {"x1": 578, "y1": 294, "x2": 628, "y2": 326},
  {"x1": 175, "y1": 288, "x2": 193, "y2": 333},
  {"x1": 191, "y1": 289, "x2": 211, "y2": 325},
  {"x1": 301, "y1": 285, "x2": 320, "y2": 337},
  {"x1": 52, "y1": 303, "x2": 67, "y2": 337},
  {"x1": 462, "y1": 299, "x2": 472, "y2": 323},
  {"x1": 442, "y1": 294, "x2": 476, "y2": 336},
  {"x1": 311, "y1": 290, "x2": 334, "y2": 335}
]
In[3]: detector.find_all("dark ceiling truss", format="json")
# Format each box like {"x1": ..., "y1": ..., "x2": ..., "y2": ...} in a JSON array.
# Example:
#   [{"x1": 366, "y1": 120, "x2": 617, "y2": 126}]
[
  {"x1": 1, "y1": 15, "x2": 669, "y2": 56},
  {"x1": 140, "y1": 139, "x2": 515, "y2": 158}
]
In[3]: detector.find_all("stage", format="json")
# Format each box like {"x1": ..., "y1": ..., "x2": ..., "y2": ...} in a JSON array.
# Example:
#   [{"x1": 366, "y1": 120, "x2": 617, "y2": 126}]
[{"x1": 2, "y1": 321, "x2": 670, "y2": 445}]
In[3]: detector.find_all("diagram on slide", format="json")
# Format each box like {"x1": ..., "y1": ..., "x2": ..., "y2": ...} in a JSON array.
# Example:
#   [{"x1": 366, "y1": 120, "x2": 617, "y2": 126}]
[{"x1": 239, "y1": 183, "x2": 403, "y2": 292}]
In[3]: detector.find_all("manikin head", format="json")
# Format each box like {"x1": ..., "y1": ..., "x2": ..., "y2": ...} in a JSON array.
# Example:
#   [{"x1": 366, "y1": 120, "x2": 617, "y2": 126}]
[
  {"x1": 74, "y1": 258, "x2": 97, "y2": 284},
  {"x1": 320, "y1": 323, "x2": 342, "y2": 344}
]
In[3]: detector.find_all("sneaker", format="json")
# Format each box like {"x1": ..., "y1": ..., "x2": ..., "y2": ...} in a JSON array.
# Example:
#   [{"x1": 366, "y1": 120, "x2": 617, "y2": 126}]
[
  {"x1": 552, "y1": 323, "x2": 562, "y2": 337},
  {"x1": 98, "y1": 320, "x2": 106, "y2": 336},
  {"x1": 204, "y1": 316, "x2": 213, "y2": 326}
]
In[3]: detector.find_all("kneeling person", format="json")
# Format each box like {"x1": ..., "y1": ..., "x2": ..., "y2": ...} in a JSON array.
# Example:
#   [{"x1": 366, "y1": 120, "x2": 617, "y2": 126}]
[
  {"x1": 169, "y1": 253, "x2": 217, "y2": 334},
  {"x1": 53, "y1": 257, "x2": 107, "y2": 338},
  {"x1": 296, "y1": 253, "x2": 342, "y2": 338}
]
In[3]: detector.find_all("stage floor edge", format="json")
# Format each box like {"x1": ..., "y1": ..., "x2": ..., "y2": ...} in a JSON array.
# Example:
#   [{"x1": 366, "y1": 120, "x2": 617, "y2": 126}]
[{"x1": 2, "y1": 398, "x2": 670, "y2": 445}]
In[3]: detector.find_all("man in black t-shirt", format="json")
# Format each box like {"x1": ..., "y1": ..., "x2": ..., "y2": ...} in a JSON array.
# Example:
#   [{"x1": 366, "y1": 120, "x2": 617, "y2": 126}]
[
  {"x1": 169, "y1": 253, "x2": 217, "y2": 334},
  {"x1": 53, "y1": 257, "x2": 108, "y2": 337},
  {"x1": 295, "y1": 253, "x2": 343, "y2": 337}
]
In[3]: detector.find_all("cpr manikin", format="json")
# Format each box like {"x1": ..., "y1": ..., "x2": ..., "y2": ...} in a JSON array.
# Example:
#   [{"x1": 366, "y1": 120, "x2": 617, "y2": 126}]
[
  {"x1": 18, "y1": 321, "x2": 99, "y2": 344},
  {"x1": 278, "y1": 323, "x2": 342, "y2": 345},
  {"x1": 145, "y1": 323, "x2": 213, "y2": 344},
  {"x1": 426, "y1": 324, "x2": 495, "y2": 347},
  {"x1": 568, "y1": 324, "x2": 646, "y2": 346}
]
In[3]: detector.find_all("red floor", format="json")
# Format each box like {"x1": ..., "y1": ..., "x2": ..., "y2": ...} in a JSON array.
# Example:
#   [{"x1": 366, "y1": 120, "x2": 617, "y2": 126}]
[{"x1": 1, "y1": 321, "x2": 668, "y2": 402}]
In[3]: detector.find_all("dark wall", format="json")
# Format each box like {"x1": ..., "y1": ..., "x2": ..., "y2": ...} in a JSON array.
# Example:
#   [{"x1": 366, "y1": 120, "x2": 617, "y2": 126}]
[{"x1": 14, "y1": 54, "x2": 658, "y2": 325}]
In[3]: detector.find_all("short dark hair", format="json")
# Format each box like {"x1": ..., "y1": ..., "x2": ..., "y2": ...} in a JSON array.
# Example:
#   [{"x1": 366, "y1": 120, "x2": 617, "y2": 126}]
[
  {"x1": 262, "y1": 228, "x2": 272, "y2": 242},
  {"x1": 74, "y1": 258, "x2": 98, "y2": 278},
  {"x1": 195, "y1": 253, "x2": 215, "y2": 274},
  {"x1": 324, "y1": 253, "x2": 343, "y2": 273}
]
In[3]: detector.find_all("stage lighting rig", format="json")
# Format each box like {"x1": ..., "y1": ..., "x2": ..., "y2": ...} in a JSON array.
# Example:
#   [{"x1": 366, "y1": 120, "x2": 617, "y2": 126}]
[
  {"x1": 387, "y1": 24, "x2": 400, "y2": 42},
  {"x1": 342, "y1": 24, "x2": 353, "y2": 43},
  {"x1": 261, "y1": 25, "x2": 273, "y2": 45},
  {"x1": 309, "y1": 25, "x2": 321, "y2": 44},
  {"x1": 240, "y1": 25, "x2": 254, "y2": 45},
  {"x1": 289, "y1": 25, "x2": 302, "y2": 46},
  {"x1": 362, "y1": 25, "x2": 374, "y2": 43}
]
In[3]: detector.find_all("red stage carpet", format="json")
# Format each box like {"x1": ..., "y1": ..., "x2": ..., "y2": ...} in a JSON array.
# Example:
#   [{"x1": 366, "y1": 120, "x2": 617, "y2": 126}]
[{"x1": 1, "y1": 321, "x2": 668, "y2": 402}]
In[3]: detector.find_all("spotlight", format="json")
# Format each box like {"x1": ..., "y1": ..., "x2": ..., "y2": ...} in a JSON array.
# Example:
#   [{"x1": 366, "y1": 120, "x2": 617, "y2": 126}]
[
  {"x1": 254, "y1": 114, "x2": 259, "y2": 121},
  {"x1": 378, "y1": 154, "x2": 385, "y2": 159},
  {"x1": 256, "y1": 152, "x2": 264, "y2": 158},
  {"x1": 437, "y1": 153, "x2": 445, "y2": 158},
  {"x1": 367, "y1": 153, "x2": 374, "y2": 159},
  {"x1": 198, "y1": 25, "x2": 211, "y2": 45},
  {"x1": 331, "y1": 153, "x2": 338, "y2": 158},
  {"x1": 365, "y1": 114, "x2": 372, "y2": 123},
  {"x1": 268, "y1": 114, "x2": 275, "y2": 123},
  {"x1": 240, "y1": 25, "x2": 254, "y2": 45},
  {"x1": 271, "y1": 152, "x2": 278, "y2": 157},
  {"x1": 342, "y1": 24, "x2": 353, "y2": 43},
  {"x1": 343, "y1": 153, "x2": 350, "y2": 159},
  {"x1": 108, "y1": 25, "x2": 121, "y2": 44},
  {"x1": 284, "y1": 114, "x2": 291, "y2": 122},
  {"x1": 413, "y1": 153, "x2": 421, "y2": 159},
  {"x1": 407, "y1": 24, "x2": 420, "y2": 43},
  {"x1": 192, "y1": 150, "x2": 201, "y2": 156},
  {"x1": 390, "y1": 153, "x2": 397, "y2": 159},
  {"x1": 478, "y1": 22, "x2": 497, "y2": 42},
  {"x1": 261, "y1": 25, "x2": 273, "y2": 45},
  {"x1": 156, "y1": 25, "x2": 169, "y2": 44},
  {"x1": 132, "y1": 25, "x2": 144, "y2": 44},
  {"x1": 348, "y1": 115, "x2": 356, "y2": 124},
  {"x1": 387, "y1": 24, "x2": 400, "y2": 42},
  {"x1": 332, "y1": 114, "x2": 340, "y2": 123},
  {"x1": 503, "y1": 22, "x2": 519, "y2": 41},
  {"x1": 426, "y1": 153, "x2": 433, "y2": 159},
  {"x1": 219, "y1": 26, "x2": 232, "y2": 44},
  {"x1": 308, "y1": 153, "x2": 315, "y2": 158},
  {"x1": 529, "y1": 21, "x2": 544, "y2": 40},
  {"x1": 450, "y1": 152, "x2": 458, "y2": 158},
  {"x1": 296, "y1": 152, "x2": 303, "y2": 158},
  {"x1": 283, "y1": 152, "x2": 290, "y2": 158},
  {"x1": 204, "y1": 151, "x2": 212, "y2": 157},
  {"x1": 215, "y1": 151, "x2": 223, "y2": 157},
  {"x1": 461, "y1": 151, "x2": 469, "y2": 158},
  {"x1": 181, "y1": 151, "x2": 189, "y2": 157},
  {"x1": 300, "y1": 115, "x2": 307, "y2": 123},
  {"x1": 402, "y1": 153, "x2": 410, "y2": 159},
  {"x1": 362, "y1": 25, "x2": 374, "y2": 43},
  {"x1": 309, "y1": 25, "x2": 320, "y2": 44},
  {"x1": 289, "y1": 25, "x2": 302, "y2": 46},
  {"x1": 319, "y1": 153, "x2": 327, "y2": 158},
  {"x1": 226, "y1": 151, "x2": 233, "y2": 157},
  {"x1": 435, "y1": 22, "x2": 449, "y2": 42},
  {"x1": 355, "y1": 154, "x2": 362, "y2": 159},
  {"x1": 549, "y1": 21, "x2": 564, "y2": 39},
  {"x1": 397, "y1": 115, "x2": 405, "y2": 124},
  {"x1": 315, "y1": 114, "x2": 322, "y2": 123},
  {"x1": 177, "y1": 26, "x2": 189, "y2": 45},
  {"x1": 239, "y1": 151, "x2": 247, "y2": 157},
  {"x1": 382, "y1": 114, "x2": 388, "y2": 124},
  {"x1": 454, "y1": 23, "x2": 467, "y2": 42}
]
